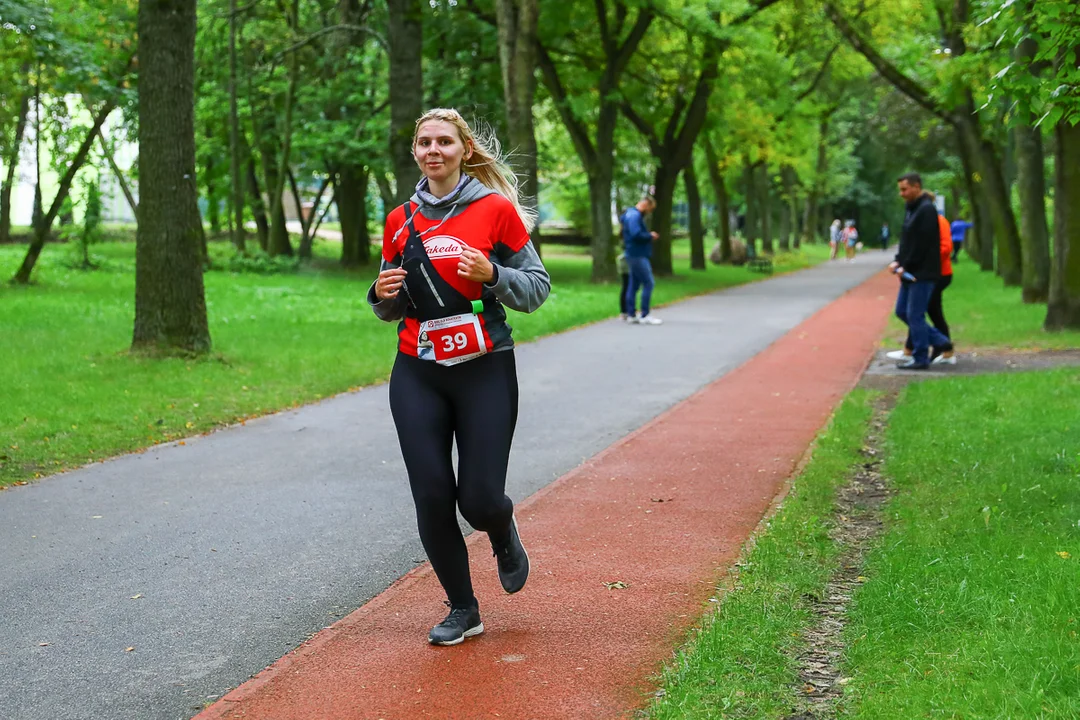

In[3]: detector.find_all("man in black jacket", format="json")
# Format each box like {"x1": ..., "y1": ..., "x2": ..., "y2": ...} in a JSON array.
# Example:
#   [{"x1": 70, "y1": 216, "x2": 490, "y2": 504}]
[{"x1": 890, "y1": 173, "x2": 952, "y2": 369}]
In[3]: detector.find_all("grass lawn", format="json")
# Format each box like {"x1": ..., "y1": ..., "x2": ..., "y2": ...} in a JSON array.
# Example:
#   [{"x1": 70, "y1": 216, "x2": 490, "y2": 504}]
[
  {"x1": 649, "y1": 369, "x2": 1080, "y2": 718},
  {"x1": 648, "y1": 391, "x2": 877, "y2": 719},
  {"x1": 0, "y1": 235, "x2": 829, "y2": 487},
  {"x1": 882, "y1": 257, "x2": 1080, "y2": 350},
  {"x1": 841, "y1": 368, "x2": 1080, "y2": 718}
]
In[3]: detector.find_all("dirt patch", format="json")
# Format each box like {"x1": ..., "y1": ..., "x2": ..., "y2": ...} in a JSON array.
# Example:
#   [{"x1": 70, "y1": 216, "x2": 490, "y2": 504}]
[
  {"x1": 859, "y1": 348, "x2": 1080, "y2": 391},
  {"x1": 784, "y1": 393, "x2": 896, "y2": 720}
]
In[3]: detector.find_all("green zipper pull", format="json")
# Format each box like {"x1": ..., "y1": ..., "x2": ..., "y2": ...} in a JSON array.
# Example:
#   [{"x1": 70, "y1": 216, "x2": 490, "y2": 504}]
[{"x1": 471, "y1": 299, "x2": 484, "y2": 315}]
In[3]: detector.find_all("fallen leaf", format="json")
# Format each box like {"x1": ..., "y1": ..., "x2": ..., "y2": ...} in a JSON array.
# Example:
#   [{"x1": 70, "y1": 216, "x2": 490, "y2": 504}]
[
  {"x1": 130, "y1": 594, "x2": 143, "y2": 600},
  {"x1": 603, "y1": 581, "x2": 628, "y2": 590},
  {"x1": 38, "y1": 642, "x2": 50, "y2": 647},
  {"x1": 125, "y1": 646, "x2": 135, "y2": 652},
  {"x1": 1057, "y1": 551, "x2": 1072, "y2": 560}
]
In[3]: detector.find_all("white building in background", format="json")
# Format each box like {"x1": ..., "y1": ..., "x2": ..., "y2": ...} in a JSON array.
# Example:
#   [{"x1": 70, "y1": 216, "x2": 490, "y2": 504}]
[{"x1": 6, "y1": 98, "x2": 138, "y2": 226}]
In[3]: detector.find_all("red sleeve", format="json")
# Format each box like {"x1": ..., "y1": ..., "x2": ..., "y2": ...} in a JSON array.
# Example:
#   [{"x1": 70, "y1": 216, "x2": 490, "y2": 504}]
[
  {"x1": 496, "y1": 197, "x2": 530, "y2": 253},
  {"x1": 383, "y1": 206, "x2": 406, "y2": 262}
]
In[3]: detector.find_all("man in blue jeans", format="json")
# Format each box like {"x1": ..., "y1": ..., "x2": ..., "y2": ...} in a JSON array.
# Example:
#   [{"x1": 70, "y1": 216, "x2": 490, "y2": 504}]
[
  {"x1": 891, "y1": 173, "x2": 952, "y2": 369},
  {"x1": 621, "y1": 195, "x2": 662, "y2": 325}
]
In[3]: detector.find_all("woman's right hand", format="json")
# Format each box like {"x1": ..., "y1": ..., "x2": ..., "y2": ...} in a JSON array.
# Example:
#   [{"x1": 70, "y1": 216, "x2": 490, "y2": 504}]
[{"x1": 375, "y1": 267, "x2": 408, "y2": 301}]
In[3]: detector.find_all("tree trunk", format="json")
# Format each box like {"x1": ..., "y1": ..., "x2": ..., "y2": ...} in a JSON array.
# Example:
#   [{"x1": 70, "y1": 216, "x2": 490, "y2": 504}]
[
  {"x1": 685, "y1": 164, "x2": 705, "y2": 270},
  {"x1": 31, "y1": 79, "x2": 43, "y2": 235},
  {"x1": 0, "y1": 89, "x2": 30, "y2": 244},
  {"x1": 802, "y1": 118, "x2": 828, "y2": 245},
  {"x1": 206, "y1": 149, "x2": 220, "y2": 234},
  {"x1": 649, "y1": 162, "x2": 678, "y2": 276},
  {"x1": 976, "y1": 131, "x2": 1023, "y2": 286},
  {"x1": 586, "y1": 167, "x2": 616, "y2": 282},
  {"x1": 337, "y1": 164, "x2": 370, "y2": 267},
  {"x1": 131, "y1": 0, "x2": 209, "y2": 353},
  {"x1": 308, "y1": 185, "x2": 332, "y2": 239},
  {"x1": 758, "y1": 163, "x2": 773, "y2": 255},
  {"x1": 298, "y1": 174, "x2": 331, "y2": 260},
  {"x1": 495, "y1": 0, "x2": 540, "y2": 251},
  {"x1": 267, "y1": 63, "x2": 298, "y2": 258},
  {"x1": 781, "y1": 165, "x2": 798, "y2": 251},
  {"x1": 258, "y1": 137, "x2": 291, "y2": 257},
  {"x1": 1014, "y1": 123, "x2": 1051, "y2": 303},
  {"x1": 97, "y1": 128, "x2": 139, "y2": 221},
  {"x1": 247, "y1": 156, "x2": 269, "y2": 251},
  {"x1": 287, "y1": 168, "x2": 310, "y2": 247},
  {"x1": 228, "y1": 0, "x2": 246, "y2": 252},
  {"x1": 703, "y1": 137, "x2": 731, "y2": 262},
  {"x1": 953, "y1": 98, "x2": 1022, "y2": 283},
  {"x1": 778, "y1": 193, "x2": 791, "y2": 253},
  {"x1": 743, "y1": 162, "x2": 758, "y2": 254},
  {"x1": 954, "y1": 120, "x2": 995, "y2": 271},
  {"x1": 1045, "y1": 118, "x2": 1080, "y2": 330},
  {"x1": 376, "y1": 172, "x2": 395, "y2": 219},
  {"x1": 11, "y1": 99, "x2": 116, "y2": 283},
  {"x1": 388, "y1": 0, "x2": 423, "y2": 204}
]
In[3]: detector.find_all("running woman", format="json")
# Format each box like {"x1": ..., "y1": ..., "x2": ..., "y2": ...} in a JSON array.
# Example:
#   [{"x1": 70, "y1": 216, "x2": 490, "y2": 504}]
[{"x1": 369, "y1": 108, "x2": 550, "y2": 646}]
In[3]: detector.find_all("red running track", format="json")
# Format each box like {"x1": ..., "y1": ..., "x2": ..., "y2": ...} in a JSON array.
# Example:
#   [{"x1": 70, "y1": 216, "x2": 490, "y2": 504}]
[{"x1": 196, "y1": 270, "x2": 896, "y2": 720}]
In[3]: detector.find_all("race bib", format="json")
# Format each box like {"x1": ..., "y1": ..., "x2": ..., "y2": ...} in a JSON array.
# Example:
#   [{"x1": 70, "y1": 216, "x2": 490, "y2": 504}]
[{"x1": 417, "y1": 313, "x2": 487, "y2": 366}]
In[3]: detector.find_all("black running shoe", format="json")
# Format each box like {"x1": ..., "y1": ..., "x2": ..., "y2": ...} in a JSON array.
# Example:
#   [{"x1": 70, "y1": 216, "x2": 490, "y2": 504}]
[
  {"x1": 492, "y1": 515, "x2": 530, "y2": 594},
  {"x1": 428, "y1": 603, "x2": 483, "y2": 646}
]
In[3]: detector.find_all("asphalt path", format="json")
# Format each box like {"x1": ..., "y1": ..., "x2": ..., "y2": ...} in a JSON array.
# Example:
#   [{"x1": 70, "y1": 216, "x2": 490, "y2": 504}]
[{"x1": 0, "y1": 252, "x2": 890, "y2": 720}]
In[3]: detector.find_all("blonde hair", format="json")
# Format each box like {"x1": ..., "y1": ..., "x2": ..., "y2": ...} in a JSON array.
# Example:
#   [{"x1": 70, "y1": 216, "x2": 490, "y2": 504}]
[{"x1": 413, "y1": 108, "x2": 537, "y2": 232}]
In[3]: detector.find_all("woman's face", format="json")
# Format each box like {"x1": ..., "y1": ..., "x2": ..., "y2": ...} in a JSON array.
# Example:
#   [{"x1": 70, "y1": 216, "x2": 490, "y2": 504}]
[{"x1": 414, "y1": 120, "x2": 470, "y2": 184}]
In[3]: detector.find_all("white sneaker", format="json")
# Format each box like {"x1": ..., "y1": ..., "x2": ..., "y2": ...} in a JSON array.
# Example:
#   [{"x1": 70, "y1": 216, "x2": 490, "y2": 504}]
[
  {"x1": 932, "y1": 353, "x2": 957, "y2": 365},
  {"x1": 885, "y1": 349, "x2": 911, "y2": 361},
  {"x1": 638, "y1": 315, "x2": 663, "y2": 325},
  {"x1": 626, "y1": 314, "x2": 639, "y2": 324}
]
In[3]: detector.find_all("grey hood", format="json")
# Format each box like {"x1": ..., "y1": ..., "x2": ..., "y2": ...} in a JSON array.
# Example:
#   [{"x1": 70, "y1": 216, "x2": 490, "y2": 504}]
[{"x1": 410, "y1": 175, "x2": 497, "y2": 222}]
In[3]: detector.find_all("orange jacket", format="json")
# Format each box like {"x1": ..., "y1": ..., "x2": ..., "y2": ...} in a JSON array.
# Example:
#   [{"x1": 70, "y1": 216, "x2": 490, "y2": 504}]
[{"x1": 937, "y1": 214, "x2": 953, "y2": 277}]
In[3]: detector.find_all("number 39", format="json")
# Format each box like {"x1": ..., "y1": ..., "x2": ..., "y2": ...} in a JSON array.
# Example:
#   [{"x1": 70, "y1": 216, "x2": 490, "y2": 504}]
[{"x1": 441, "y1": 332, "x2": 469, "y2": 352}]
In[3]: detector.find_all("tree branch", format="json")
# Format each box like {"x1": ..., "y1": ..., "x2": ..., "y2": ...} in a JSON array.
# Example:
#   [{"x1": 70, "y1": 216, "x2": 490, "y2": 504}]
[
  {"x1": 611, "y1": 8, "x2": 655, "y2": 78},
  {"x1": 824, "y1": 3, "x2": 951, "y2": 121},
  {"x1": 273, "y1": 23, "x2": 387, "y2": 60},
  {"x1": 728, "y1": 0, "x2": 784, "y2": 28},
  {"x1": 620, "y1": 100, "x2": 662, "y2": 155},
  {"x1": 535, "y1": 42, "x2": 597, "y2": 168},
  {"x1": 213, "y1": 0, "x2": 260, "y2": 18},
  {"x1": 595, "y1": 0, "x2": 613, "y2": 56}
]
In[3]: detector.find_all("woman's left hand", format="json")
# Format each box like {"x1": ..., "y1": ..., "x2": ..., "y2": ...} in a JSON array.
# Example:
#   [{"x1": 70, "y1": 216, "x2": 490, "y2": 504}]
[{"x1": 458, "y1": 246, "x2": 495, "y2": 283}]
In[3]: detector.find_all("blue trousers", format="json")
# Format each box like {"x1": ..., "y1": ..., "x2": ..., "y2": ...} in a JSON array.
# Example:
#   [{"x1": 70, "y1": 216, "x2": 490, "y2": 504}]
[
  {"x1": 896, "y1": 280, "x2": 951, "y2": 365},
  {"x1": 626, "y1": 256, "x2": 655, "y2": 317}
]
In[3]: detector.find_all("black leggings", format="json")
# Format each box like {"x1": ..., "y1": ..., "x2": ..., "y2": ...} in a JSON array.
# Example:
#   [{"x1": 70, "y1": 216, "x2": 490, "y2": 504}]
[
  {"x1": 389, "y1": 350, "x2": 518, "y2": 609},
  {"x1": 619, "y1": 273, "x2": 631, "y2": 315},
  {"x1": 906, "y1": 275, "x2": 952, "y2": 350}
]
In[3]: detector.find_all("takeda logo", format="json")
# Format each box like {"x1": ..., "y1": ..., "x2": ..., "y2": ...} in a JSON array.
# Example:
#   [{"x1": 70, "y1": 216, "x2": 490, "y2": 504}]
[{"x1": 423, "y1": 235, "x2": 464, "y2": 259}]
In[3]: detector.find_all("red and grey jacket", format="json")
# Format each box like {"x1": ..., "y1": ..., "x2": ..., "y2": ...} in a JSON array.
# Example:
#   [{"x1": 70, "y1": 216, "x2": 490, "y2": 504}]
[{"x1": 367, "y1": 176, "x2": 550, "y2": 357}]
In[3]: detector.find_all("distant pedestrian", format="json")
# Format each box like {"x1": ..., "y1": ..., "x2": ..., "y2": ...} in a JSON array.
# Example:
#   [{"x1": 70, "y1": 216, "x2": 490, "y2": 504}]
[
  {"x1": 950, "y1": 218, "x2": 972, "y2": 261},
  {"x1": 880, "y1": 222, "x2": 890, "y2": 250},
  {"x1": 843, "y1": 220, "x2": 859, "y2": 262},
  {"x1": 887, "y1": 202, "x2": 955, "y2": 364},
  {"x1": 889, "y1": 173, "x2": 952, "y2": 370},
  {"x1": 370, "y1": 107, "x2": 550, "y2": 646},
  {"x1": 621, "y1": 194, "x2": 662, "y2": 325},
  {"x1": 829, "y1": 219, "x2": 842, "y2": 260}
]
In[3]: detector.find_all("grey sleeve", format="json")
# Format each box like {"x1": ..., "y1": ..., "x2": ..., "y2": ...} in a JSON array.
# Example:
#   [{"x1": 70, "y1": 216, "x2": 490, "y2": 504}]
[
  {"x1": 367, "y1": 257, "x2": 408, "y2": 322},
  {"x1": 487, "y1": 239, "x2": 551, "y2": 314}
]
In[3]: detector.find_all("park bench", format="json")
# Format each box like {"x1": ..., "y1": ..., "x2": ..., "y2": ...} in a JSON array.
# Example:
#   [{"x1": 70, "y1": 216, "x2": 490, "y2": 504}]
[{"x1": 748, "y1": 256, "x2": 773, "y2": 274}]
